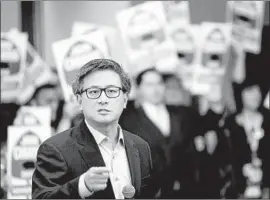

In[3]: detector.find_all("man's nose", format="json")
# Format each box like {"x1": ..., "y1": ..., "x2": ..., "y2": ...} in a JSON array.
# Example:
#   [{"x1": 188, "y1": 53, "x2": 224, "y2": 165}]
[{"x1": 98, "y1": 91, "x2": 109, "y2": 103}]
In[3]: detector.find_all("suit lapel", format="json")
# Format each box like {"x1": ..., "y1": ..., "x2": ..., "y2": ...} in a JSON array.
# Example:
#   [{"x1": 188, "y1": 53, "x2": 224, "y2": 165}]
[
  {"x1": 76, "y1": 121, "x2": 115, "y2": 199},
  {"x1": 123, "y1": 131, "x2": 141, "y2": 194},
  {"x1": 137, "y1": 107, "x2": 165, "y2": 140},
  {"x1": 168, "y1": 107, "x2": 182, "y2": 141},
  {"x1": 80, "y1": 145, "x2": 105, "y2": 170}
]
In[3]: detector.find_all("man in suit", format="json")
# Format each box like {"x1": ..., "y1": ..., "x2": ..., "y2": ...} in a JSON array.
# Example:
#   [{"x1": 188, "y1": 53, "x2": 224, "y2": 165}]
[
  {"x1": 120, "y1": 68, "x2": 194, "y2": 198},
  {"x1": 32, "y1": 59, "x2": 155, "y2": 199}
]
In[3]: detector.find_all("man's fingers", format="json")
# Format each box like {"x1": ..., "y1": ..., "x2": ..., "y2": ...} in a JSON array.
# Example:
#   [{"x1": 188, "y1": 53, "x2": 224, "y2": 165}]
[
  {"x1": 91, "y1": 167, "x2": 111, "y2": 174},
  {"x1": 86, "y1": 167, "x2": 110, "y2": 181},
  {"x1": 95, "y1": 183, "x2": 107, "y2": 191},
  {"x1": 93, "y1": 178, "x2": 109, "y2": 184},
  {"x1": 90, "y1": 174, "x2": 110, "y2": 180},
  {"x1": 85, "y1": 173, "x2": 110, "y2": 182}
]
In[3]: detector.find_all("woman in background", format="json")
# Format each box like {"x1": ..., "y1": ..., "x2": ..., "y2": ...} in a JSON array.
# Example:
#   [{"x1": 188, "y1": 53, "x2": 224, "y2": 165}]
[
  {"x1": 188, "y1": 84, "x2": 234, "y2": 199},
  {"x1": 225, "y1": 82, "x2": 270, "y2": 199}
]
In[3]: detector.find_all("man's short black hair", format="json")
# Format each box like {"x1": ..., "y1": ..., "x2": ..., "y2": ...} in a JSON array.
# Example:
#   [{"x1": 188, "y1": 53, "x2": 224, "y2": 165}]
[
  {"x1": 241, "y1": 78, "x2": 262, "y2": 94},
  {"x1": 135, "y1": 67, "x2": 164, "y2": 86},
  {"x1": 72, "y1": 58, "x2": 132, "y2": 95}
]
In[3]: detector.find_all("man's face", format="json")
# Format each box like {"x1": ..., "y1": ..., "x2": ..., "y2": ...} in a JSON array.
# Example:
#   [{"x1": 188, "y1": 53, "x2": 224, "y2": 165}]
[
  {"x1": 35, "y1": 87, "x2": 59, "y2": 121},
  {"x1": 242, "y1": 85, "x2": 262, "y2": 111},
  {"x1": 138, "y1": 71, "x2": 165, "y2": 105},
  {"x1": 78, "y1": 70, "x2": 128, "y2": 126},
  {"x1": 165, "y1": 77, "x2": 190, "y2": 106}
]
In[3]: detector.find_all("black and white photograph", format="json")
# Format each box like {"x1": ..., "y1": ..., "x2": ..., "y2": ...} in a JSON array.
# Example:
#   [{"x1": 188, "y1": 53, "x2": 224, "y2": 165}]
[{"x1": 1, "y1": 0, "x2": 269, "y2": 199}]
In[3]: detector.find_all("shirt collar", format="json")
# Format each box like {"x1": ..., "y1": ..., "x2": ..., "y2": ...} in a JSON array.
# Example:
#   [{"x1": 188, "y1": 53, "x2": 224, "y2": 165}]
[
  {"x1": 84, "y1": 119, "x2": 125, "y2": 146},
  {"x1": 141, "y1": 102, "x2": 166, "y2": 111}
]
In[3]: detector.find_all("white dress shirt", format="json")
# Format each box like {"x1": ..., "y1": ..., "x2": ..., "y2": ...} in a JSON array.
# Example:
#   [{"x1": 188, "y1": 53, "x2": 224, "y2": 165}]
[
  {"x1": 78, "y1": 120, "x2": 132, "y2": 199},
  {"x1": 141, "y1": 102, "x2": 171, "y2": 137}
]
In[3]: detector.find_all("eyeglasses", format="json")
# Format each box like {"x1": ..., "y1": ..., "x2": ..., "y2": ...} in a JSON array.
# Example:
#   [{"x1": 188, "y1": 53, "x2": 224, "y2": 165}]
[{"x1": 80, "y1": 86, "x2": 123, "y2": 99}]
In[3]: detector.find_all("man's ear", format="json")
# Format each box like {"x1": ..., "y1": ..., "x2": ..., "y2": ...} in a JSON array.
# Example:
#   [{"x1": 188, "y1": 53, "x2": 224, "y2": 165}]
[
  {"x1": 123, "y1": 93, "x2": 128, "y2": 109},
  {"x1": 76, "y1": 94, "x2": 83, "y2": 111}
]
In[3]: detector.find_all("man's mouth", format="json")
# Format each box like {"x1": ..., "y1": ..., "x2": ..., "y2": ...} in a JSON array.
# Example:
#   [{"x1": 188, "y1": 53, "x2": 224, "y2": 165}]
[{"x1": 98, "y1": 109, "x2": 111, "y2": 113}]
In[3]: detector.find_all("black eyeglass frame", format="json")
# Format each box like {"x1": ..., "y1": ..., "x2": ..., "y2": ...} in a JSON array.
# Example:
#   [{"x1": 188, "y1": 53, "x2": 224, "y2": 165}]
[{"x1": 79, "y1": 86, "x2": 124, "y2": 99}]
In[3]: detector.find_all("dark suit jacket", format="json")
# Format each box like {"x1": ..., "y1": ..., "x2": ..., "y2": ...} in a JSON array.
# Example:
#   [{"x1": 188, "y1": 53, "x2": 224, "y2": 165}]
[
  {"x1": 119, "y1": 103, "x2": 195, "y2": 197},
  {"x1": 32, "y1": 120, "x2": 155, "y2": 199},
  {"x1": 187, "y1": 109, "x2": 233, "y2": 198},
  {"x1": 224, "y1": 108, "x2": 270, "y2": 196}
]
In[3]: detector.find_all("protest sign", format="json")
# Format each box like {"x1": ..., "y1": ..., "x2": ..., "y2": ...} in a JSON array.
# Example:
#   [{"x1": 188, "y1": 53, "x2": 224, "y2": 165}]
[
  {"x1": 163, "y1": 1, "x2": 190, "y2": 26},
  {"x1": 71, "y1": 21, "x2": 117, "y2": 56},
  {"x1": 52, "y1": 31, "x2": 110, "y2": 102},
  {"x1": 13, "y1": 106, "x2": 51, "y2": 127},
  {"x1": 226, "y1": 1, "x2": 265, "y2": 54},
  {"x1": 18, "y1": 42, "x2": 57, "y2": 104},
  {"x1": 1, "y1": 31, "x2": 28, "y2": 102},
  {"x1": 169, "y1": 25, "x2": 199, "y2": 91},
  {"x1": 116, "y1": 1, "x2": 179, "y2": 76},
  {"x1": 191, "y1": 22, "x2": 231, "y2": 97},
  {"x1": 6, "y1": 126, "x2": 51, "y2": 199}
]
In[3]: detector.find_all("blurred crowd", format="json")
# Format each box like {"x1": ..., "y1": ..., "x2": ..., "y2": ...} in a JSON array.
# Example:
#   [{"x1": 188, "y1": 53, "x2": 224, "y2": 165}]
[
  {"x1": 1, "y1": 14, "x2": 270, "y2": 200},
  {"x1": 1, "y1": 58, "x2": 269, "y2": 199},
  {"x1": 119, "y1": 67, "x2": 270, "y2": 199}
]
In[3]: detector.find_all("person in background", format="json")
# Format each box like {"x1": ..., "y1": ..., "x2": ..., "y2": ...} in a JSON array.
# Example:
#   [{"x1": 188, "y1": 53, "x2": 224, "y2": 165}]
[
  {"x1": 163, "y1": 74, "x2": 192, "y2": 107},
  {"x1": 120, "y1": 68, "x2": 194, "y2": 198},
  {"x1": 224, "y1": 82, "x2": 270, "y2": 199},
  {"x1": 30, "y1": 83, "x2": 64, "y2": 130},
  {"x1": 13, "y1": 83, "x2": 62, "y2": 132},
  {"x1": 14, "y1": 81, "x2": 82, "y2": 134},
  {"x1": 189, "y1": 85, "x2": 235, "y2": 199}
]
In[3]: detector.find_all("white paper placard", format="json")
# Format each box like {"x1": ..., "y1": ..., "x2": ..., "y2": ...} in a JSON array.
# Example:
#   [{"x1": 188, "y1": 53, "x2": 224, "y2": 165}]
[
  {"x1": 163, "y1": 1, "x2": 190, "y2": 26},
  {"x1": 226, "y1": 1, "x2": 265, "y2": 54},
  {"x1": 1, "y1": 31, "x2": 28, "y2": 102},
  {"x1": 6, "y1": 126, "x2": 51, "y2": 199},
  {"x1": 18, "y1": 42, "x2": 57, "y2": 104},
  {"x1": 169, "y1": 25, "x2": 199, "y2": 91},
  {"x1": 116, "y1": 1, "x2": 179, "y2": 76},
  {"x1": 71, "y1": 21, "x2": 117, "y2": 56},
  {"x1": 191, "y1": 22, "x2": 231, "y2": 96},
  {"x1": 52, "y1": 31, "x2": 110, "y2": 102},
  {"x1": 13, "y1": 106, "x2": 51, "y2": 127}
]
